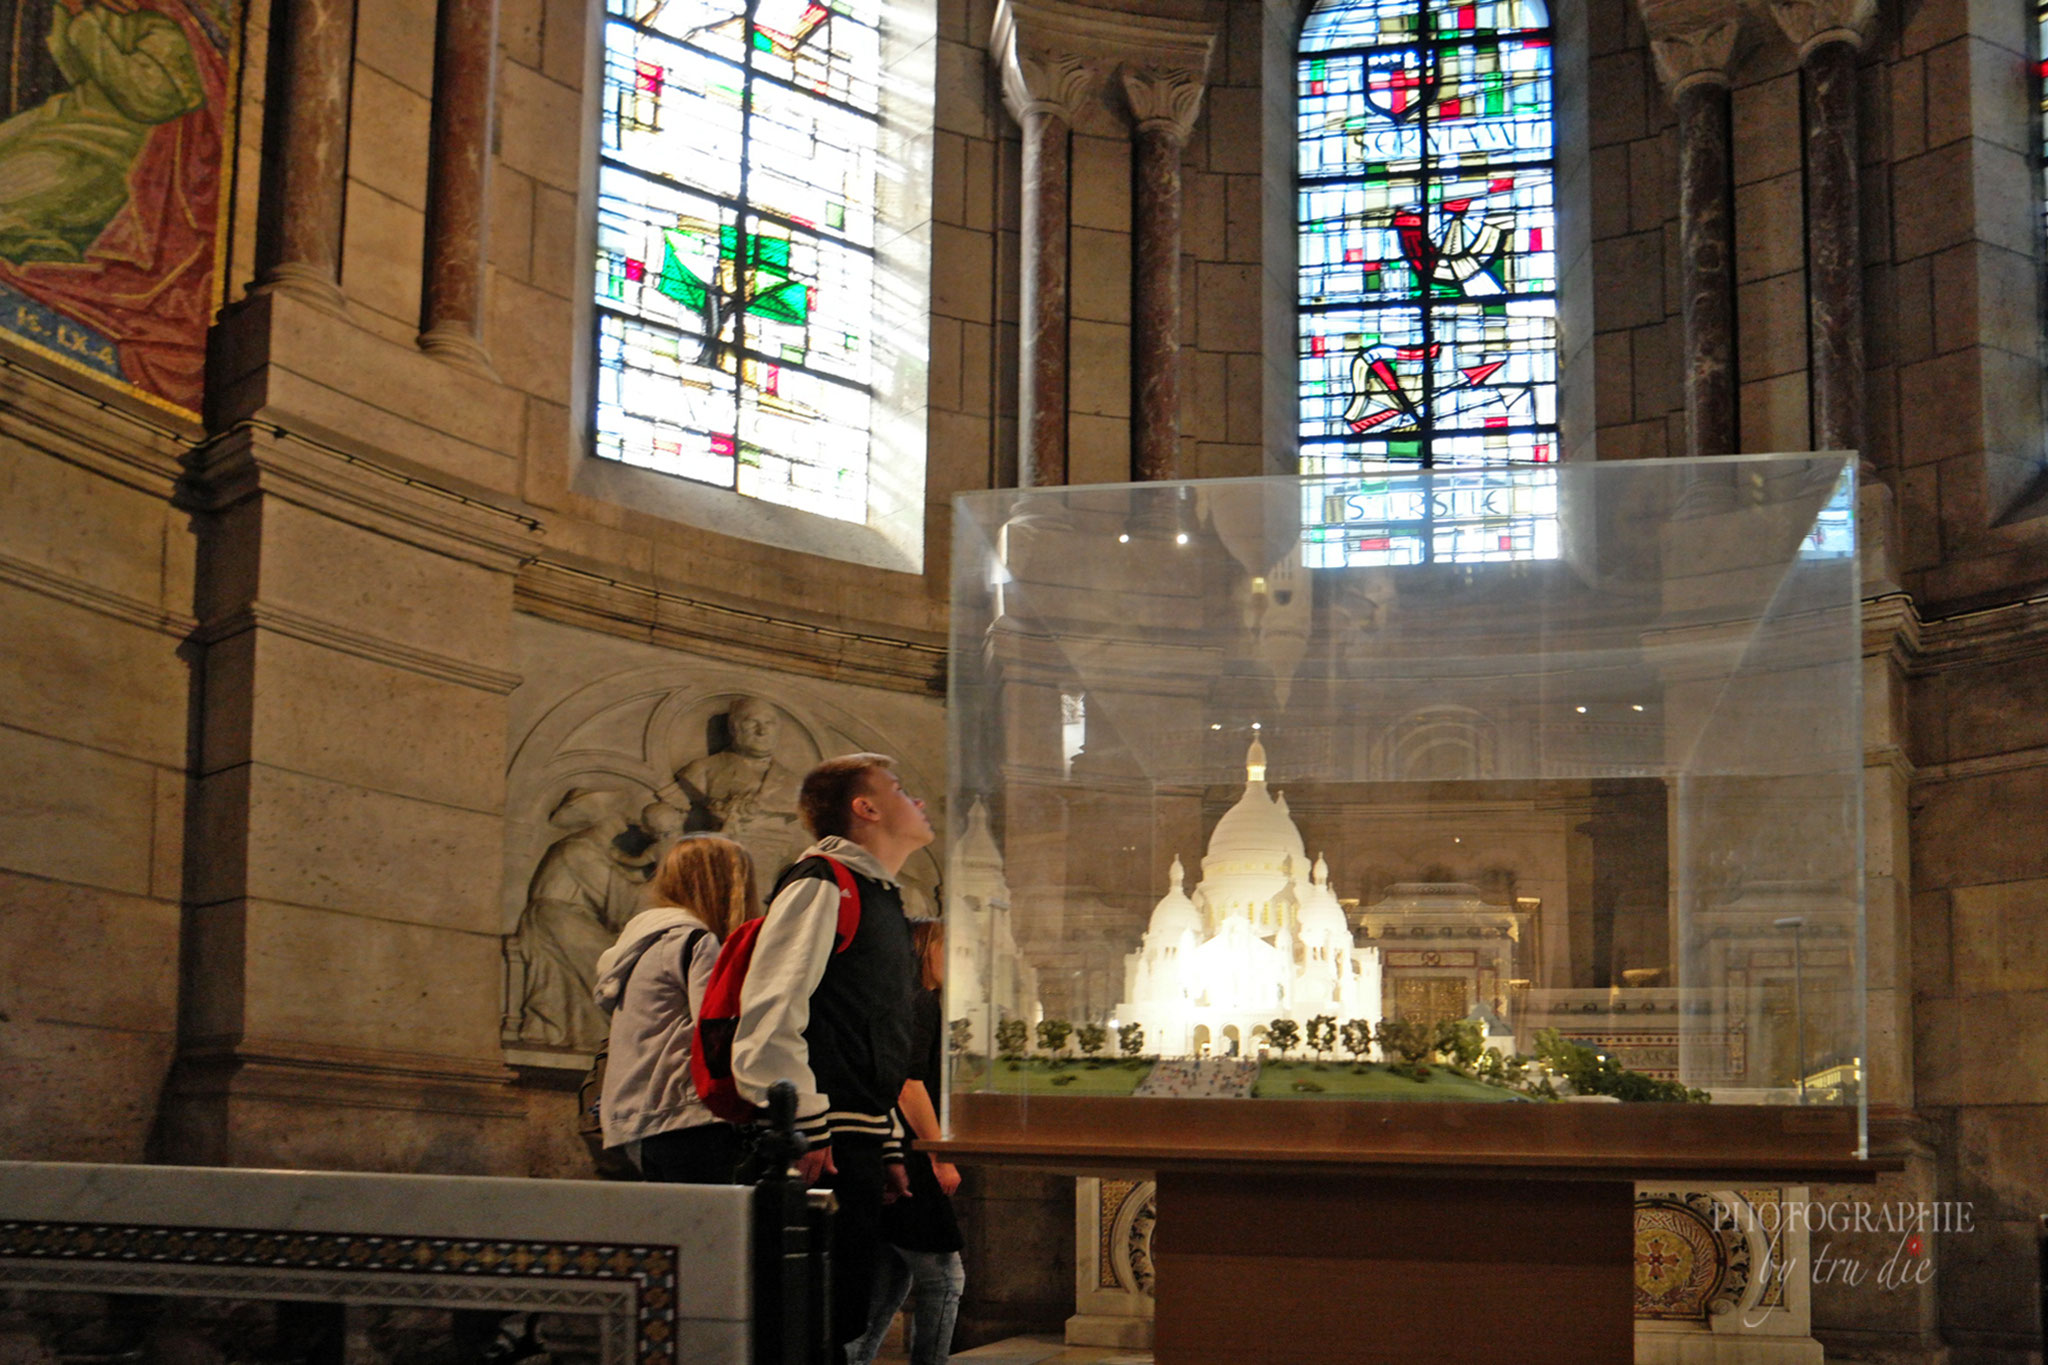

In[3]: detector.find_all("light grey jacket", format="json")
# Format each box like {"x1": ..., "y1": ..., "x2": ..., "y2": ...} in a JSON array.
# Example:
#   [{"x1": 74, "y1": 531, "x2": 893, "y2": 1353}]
[{"x1": 592, "y1": 906, "x2": 722, "y2": 1150}]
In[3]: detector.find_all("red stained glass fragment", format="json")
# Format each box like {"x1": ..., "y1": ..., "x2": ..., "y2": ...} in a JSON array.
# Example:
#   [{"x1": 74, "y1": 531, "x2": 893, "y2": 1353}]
[
  {"x1": 625, "y1": 258, "x2": 646, "y2": 282},
  {"x1": 710, "y1": 433, "x2": 736, "y2": 457},
  {"x1": 1359, "y1": 537, "x2": 1391, "y2": 551}
]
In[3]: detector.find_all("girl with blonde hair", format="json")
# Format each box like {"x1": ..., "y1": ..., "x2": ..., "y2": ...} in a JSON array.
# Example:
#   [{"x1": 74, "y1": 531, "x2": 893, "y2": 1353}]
[{"x1": 591, "y1": 834, "x2": 757, "y2": 1182}]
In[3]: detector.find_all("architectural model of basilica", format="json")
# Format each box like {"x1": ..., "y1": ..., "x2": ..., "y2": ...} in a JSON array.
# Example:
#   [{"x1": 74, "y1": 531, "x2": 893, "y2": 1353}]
[{"x1": 1115, "y1": 740, "x2": 1383, "y2": 1058}]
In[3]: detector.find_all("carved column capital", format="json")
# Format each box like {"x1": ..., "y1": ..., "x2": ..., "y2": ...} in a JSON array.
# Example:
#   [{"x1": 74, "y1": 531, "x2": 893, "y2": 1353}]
[
  {"x1": 1634, "y1": 0, "x2": 1743, "y2": 97},
  {"x1": 992, "y1": 0, "x2": 1218, "y2": 128},
  {"x1": 1121, "y1": 63, "x2": 1210, "y2": 142},
  {"x1": 1767, "y1": 0, "x2": 1878, "y2": 60}
]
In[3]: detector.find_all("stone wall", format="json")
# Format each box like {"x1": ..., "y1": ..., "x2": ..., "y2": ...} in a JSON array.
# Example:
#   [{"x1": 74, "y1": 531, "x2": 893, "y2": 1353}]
[{"x1": 1, "y1": 0, "x2": 2046, "y2": 1359}]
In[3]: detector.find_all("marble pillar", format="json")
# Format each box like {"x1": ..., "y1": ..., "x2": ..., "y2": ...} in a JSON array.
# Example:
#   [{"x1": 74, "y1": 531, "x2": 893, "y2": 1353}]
[
  {"x1": 254, "y1": 0, "x2": 358, "y2": 306},
  {"x1": 419, "y1": 0, "x2": 500, "y2": 370},
  {"x1": 1800, "y1": 39, "x2": 1863, "y2": 455},
  {"x1": 1639, "y1": 1, "x2": 1741, "y2": 506},
  {"x1": 995, "y1": 16, "x2": 1093, "y2": 489},
  {"x1": 1771, "y1": 0, "x2": 1875, "y2": 455},
  {"x1": 1124, "y1": 65, "x2": 1209, "y2": 484}
]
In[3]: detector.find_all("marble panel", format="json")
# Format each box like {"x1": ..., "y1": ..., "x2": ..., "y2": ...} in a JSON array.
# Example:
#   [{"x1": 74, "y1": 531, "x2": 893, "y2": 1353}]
[
  {"x1": 1732, "y1": 73, "x2": 1801, "y2": 186},
  {"x1": 0, "y1": 447, "x2": 182, "y2": 612},
  {"x1": 0, "y1": 727, "x2": 159, "y2": 897},
  {"x1": 1896, "y1": 349, "x2": 1983, "y2": 467},
  {"x1": 1070, "y1": 229, "x2": 1131, "y2": 325},
  {"x1": 250, "y1": 498, "x2": 513, "y2": 672},
  {"x1": 225, "y1": 632, "x2": 506, "y2": 812},
  {"x1": 0, "y1": 1160, "x2": 754, "y2": 1329},
  {"x1": 1194, "y1": 263, "x2": 1260, "y2": 353},
  {"x1": 347, "y1": 66, "x2": 432, "y2": 213},
  {"x1": 1732, "y1": 173, "x2": 1804, "y2": 284},
  {"x1": 0, "y1": 871, "x2": 177, "y2": 1031},
  {"x1": 1890, "y1": 144, "x2": 1974, "y2": 263},
  {"x1": 499, "y1": 0, "x2": 542, "y2": 67},
  {"x1": 1949, "y1": 879, "x2": 2048, "y2": 995},
  {"x1": 933, "y1": 223, "x2": 996, "y2": 325},
  {"x1": 229, "y1": 765, "x2": 507, "y2": 934},
  {"x1": 1071, "y1": 136, "x2": 1131, "y2": 232},
  {"x1": 1949, "y1": 1105, "x2": 2048, "y2": 1218},
  {"x1": 341, "y1": 181, "x2": 429, "y2": 328},
  {"x1": 1915, "y1": 989, "x2": 2048, "y2": 1106},
  {"x1": 530, "y1": 184, "x2": 581, "y2": 302},
  {"x1": 0, "y1": 584, "x2": 187, "y2": 769},
  {"x1": 496, "y1": 63, "x2": 582, "y2": 194},
  {"x1": 0, "y1": 1021, "x2": 175, "y2": 1162},
  {"x1": 488, "y1": 165, "x2": 536, "y2": 281},
  {"x1": 487, "y1": 276, "x2": 575, "y2": 406},
  {"x1": 354, "y1": 0, "x2": 436, "y2": 94},
  {"x1": 1737, "y1": 371, "x2": 1811, "y2": 454},
  {"x1": 541, "y1": 0, "x2": 587, "y2": 86},
  {"x1": 1737, "y1": 272, "x2": 1809, "y2": 383},
  {"x1": 1068, "y1": 322, "x2": 1130, "y2": 419},
  {"x1": 1934, "y1": 1214, "x2": 2042, "y2": 1338},
  {"x1": 1592, "y1": 230, "x2": 1664, "y2": 330},
  {"x1": 229, "y1": 898, "x2": 507, "y2": 1059}
]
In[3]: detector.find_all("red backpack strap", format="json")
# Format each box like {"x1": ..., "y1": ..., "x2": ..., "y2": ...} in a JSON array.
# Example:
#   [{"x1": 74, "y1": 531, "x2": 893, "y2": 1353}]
[{"x1": 820, "y1": 856, "x2": 861, "y2": 954}]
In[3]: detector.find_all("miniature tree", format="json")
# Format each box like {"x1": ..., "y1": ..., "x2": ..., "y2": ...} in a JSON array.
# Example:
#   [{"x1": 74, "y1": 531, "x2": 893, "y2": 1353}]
[
  {"x1": 1375, "y1": 1018, "x2": 1435, "y2": 1080},
  {"x1": 1432, "y1": 1018, "x2": 1485, "y2": 1073},
  {"x1": 995, "y1": 1018, "x2": 1029, "y2": 1061},
  {"x1": 948, "y1": 1018, "x2": 974, "y2": 1054},
  {"x1": 1117, "y1": 1021, "x2": 1145, "y2": 1059},
  {"x1": 1339, "y1": 1018, "x2": 1374, "y2": 1065},
  {"x1": 1306, "y1": 1014, "x2": 1338, "y2": 1063},
  {"x1": 1036, "y1": 1017, "x2": 1074, "y2": 1058},
  {"x1": 1075, "y1": 1022, "x2": 1108, "y2": 1059},
  {"x1": 1266, "y1": 1018, "x2": 1301, "y2": 1059}
]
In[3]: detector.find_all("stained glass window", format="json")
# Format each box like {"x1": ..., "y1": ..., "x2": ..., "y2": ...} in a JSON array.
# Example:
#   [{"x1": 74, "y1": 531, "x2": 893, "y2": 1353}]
[
  {"x1": 593, "y1": 0, "x2": 881, "y2": 523},
  {"x1": 2039, "y1": 0, "x2": 2048, "y2": 250},
  {"x1": 1297, "y1": 0, "x2": 1558, "y2": 564}
]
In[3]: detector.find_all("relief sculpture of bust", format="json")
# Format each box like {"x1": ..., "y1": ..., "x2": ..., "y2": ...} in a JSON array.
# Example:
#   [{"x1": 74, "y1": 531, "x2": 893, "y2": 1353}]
[{"x1": 672, "y1": 695, "x2": 805, "y2": 885}]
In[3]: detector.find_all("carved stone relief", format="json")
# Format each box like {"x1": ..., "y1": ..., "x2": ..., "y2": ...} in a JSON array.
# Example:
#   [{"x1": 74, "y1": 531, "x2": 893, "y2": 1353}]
[{"x1": 502, "y1": 664, "x2": 943, "y2": 1059}]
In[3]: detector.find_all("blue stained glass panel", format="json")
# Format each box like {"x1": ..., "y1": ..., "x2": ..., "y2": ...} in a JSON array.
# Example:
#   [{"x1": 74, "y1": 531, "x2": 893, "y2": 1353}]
[
  {"x1": 1299, "y1": 0, "x2": 1558, "y2": 563},
  {"x1": 592, "y1": 0, "x2": 880, "y2": 523}
]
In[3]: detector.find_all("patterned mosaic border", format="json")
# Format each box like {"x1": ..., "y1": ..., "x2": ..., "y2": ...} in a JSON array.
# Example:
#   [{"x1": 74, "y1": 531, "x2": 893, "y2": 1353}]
[{"x1": 0, "y1": 1220, "x2": 680, "y2": 1364}]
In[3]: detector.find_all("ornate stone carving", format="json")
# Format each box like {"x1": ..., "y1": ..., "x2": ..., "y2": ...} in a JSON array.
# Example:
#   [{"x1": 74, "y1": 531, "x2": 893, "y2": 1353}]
[
  {"x1": 999, "y1": 45, "x2": 1099, "y2": 124},
  {"x1": 673, "y1": 695, "x2": 807, "y2": 880},
  {"x1": 1120, "y1": 64, "x2": 1207, "y2": 141},
  {"x1": 511, "y1": 787, "x2": 679, "y2": 1051},
  {"x1": 1766, "y1": 0, "x2": 1877, "y2": 58},
  {"x1": 1634, "y1": 0, "x2": 1743, "y2": 95}
]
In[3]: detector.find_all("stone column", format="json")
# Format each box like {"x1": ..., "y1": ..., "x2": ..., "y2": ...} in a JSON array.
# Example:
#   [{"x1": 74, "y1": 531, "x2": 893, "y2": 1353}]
[
  {"x1": 994, "y1": 11, "x2": 1093, "y2": 489},
  {"x1": 1773, "y1": 0, "x2": 1876, "y2": 454},
  {"x1": 1123, "y1": 64, "x2": 1210, "y2": 484},
  {"x1": 418, "y1": 0, "x2": 500, "y2": 369},
  {"x1": 254, "y1": 0, "x2": 359, "y2": 306},
  {"x1": 1640, "y1": 1, "x2": 1741, "y2": 505}
]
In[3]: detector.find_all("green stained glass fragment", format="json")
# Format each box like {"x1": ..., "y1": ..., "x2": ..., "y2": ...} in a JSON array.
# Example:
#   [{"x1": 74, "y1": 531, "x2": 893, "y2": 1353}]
[
  {"x1": 749, "y1": 278, "x2": 809, "y2": 323},
  {"x1": 657, "y1": 235, "x2": 708, "y2": 310}
]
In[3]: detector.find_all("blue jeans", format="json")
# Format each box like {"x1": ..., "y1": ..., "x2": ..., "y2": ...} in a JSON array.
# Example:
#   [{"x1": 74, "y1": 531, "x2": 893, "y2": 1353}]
[{"x1": 848, "y1": 1245, "x2": 964, "y2": 1365}]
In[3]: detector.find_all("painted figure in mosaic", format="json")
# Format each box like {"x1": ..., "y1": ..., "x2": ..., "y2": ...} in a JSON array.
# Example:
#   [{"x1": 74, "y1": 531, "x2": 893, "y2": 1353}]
[
  {"x1": 0, "y1": 0, "x2": 233, "y2": 409},
  {"x1": 0, "y1": 0, "x2": 203, "y2": 265},
  {"x1": 674, "y1": 695, "x2": 805, "y2": 882},
  {"x1": 514, "y1": 788, "x2": 652, "y2": 1050}
]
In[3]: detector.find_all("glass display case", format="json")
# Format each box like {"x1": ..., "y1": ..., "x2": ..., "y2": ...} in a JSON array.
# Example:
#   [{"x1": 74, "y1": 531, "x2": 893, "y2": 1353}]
[{"x1": 944, "y1": 455, "x2": 1865, "y2": 1161}]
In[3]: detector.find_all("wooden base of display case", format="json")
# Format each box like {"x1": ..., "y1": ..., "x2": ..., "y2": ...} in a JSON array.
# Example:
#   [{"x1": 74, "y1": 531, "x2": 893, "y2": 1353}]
[
  {"x1": 934, "y1": 1097, "x2": 1887, "y2": 1365},
  {"x1": 1152, "y1": 1172, "x2": 1632, "y2": 1365}
]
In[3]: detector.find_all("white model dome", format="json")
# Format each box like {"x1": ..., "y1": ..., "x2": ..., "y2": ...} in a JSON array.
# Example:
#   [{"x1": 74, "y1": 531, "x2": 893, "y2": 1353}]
[
  {"x1": 1206, "y1": 740, "x2": 1307, "y2": 863},
  {"x1": 1147, "y1": 856, "x2": 1205, "y2": 938},
  {"x1": 1295, "y1": 854, "x2": 1349, "y2": 937}
]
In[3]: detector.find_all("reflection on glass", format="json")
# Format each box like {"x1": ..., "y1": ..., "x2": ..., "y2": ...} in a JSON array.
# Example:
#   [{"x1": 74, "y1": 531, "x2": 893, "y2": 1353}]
[{"x1": 948, "y1": 458, "x2": 1865, "y2": 1116}]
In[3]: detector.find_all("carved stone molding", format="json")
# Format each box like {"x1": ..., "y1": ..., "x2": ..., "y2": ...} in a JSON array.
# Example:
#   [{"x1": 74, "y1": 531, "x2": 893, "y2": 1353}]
[
  {"x1": 1766, "y1": 0, "x2": 1877, "y2": 58},
  {"x1": 181, "y1": 424, "x2": 542, "y2": 574},
  {"x1": 992, "y1": 0, "x2": 1218, "y2": 129},
  {"x1": 1635, "y1": 0, "x2": 1744, "y2": 95},
  {"x1": 1121, "y1": 64, "x2": 1209, "y2": 141}
]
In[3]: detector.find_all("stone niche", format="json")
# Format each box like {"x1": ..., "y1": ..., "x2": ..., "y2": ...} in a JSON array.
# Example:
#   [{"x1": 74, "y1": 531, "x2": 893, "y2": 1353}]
[{"x1": 499, "y1": 618, "x2": 944, "y2": 1066}]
